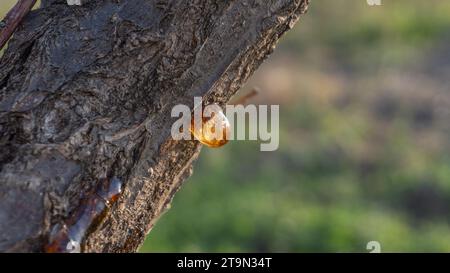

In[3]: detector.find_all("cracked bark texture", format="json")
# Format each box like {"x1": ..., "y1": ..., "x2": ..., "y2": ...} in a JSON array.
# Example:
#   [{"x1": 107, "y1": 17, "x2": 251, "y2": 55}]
[{"x1": 0, "y1": 0, "x2": 309, "y2": 252}]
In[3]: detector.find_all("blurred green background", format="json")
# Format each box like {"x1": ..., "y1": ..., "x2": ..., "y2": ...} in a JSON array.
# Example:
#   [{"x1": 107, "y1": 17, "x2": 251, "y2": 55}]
[{"x1": 2, "y1": 0, "x2": 450, "y2": 252}]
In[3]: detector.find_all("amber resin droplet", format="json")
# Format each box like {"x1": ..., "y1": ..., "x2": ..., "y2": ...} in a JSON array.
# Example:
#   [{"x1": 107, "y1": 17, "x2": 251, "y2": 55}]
[
  {"x1": 44, "y1": 177, "x2": 123, "y2": 253},
  {"x1": 190, "y1": 105, "x2": 230, "y2": 148}
]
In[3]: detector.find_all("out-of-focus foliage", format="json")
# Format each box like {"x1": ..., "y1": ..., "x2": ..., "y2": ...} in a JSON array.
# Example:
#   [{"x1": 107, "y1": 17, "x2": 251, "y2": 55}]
[
  {"x1": 141, "y1": 0, "x2": 450, "y2": 252},
  {"x1": 2, "y1": 0, "x2": 449, "y2": 252}
]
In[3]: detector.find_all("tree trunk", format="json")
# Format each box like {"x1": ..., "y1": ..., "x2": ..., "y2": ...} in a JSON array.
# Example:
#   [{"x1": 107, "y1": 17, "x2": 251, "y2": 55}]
[{"x1": 0, "y1": 0, "x2": 309, "y2": 252}]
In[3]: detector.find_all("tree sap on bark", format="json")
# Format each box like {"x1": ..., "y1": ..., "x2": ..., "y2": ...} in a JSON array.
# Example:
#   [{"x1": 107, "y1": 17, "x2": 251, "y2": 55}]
[{"x1": 45, "y1": 177, "x2": 123, "y2": 253}]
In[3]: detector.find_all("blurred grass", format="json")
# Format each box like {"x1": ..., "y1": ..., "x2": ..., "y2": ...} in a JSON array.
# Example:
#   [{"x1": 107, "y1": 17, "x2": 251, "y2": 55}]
[
  {"x1": 2, "y1": 0, "x2": 449, "y2": 252},
  {"x1": 141, "y1": 0, "x2": 450, "y2": 252}
]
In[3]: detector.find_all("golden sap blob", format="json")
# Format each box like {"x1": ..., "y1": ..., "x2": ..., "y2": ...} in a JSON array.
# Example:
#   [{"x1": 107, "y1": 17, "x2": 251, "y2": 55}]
[{"x1": 190, "y1": 105, "x2": 230, "y2": 148}]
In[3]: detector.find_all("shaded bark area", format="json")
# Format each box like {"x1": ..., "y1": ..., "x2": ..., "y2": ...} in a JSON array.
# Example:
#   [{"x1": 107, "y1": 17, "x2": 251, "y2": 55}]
[{"x1": 0, "y1": 0, "x2": 309, "y2": 252}]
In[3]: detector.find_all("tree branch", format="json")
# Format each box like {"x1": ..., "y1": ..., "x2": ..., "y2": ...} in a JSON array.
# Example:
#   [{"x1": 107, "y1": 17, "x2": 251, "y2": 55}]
[
  {"x1": 0, "y1": 0, "x2": 37, "y2": 51},
  {"x1": 0, "y1": 0, "x2": 310, "y2": 253}
]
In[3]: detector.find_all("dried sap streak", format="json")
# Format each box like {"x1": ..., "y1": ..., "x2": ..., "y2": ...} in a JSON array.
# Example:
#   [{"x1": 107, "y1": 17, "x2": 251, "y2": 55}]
[
  {"x1": 45, "y1": 177, "x2": 123, "y2": 253},
  {"x1": 190, "y1": 104, "x2": 231, "y2": 148}
]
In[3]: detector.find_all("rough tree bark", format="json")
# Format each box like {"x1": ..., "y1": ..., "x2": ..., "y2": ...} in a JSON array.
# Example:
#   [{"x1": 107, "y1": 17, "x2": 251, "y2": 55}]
[{"x1": 0, "y1": 0, "x2": 309, "y2": 252}]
